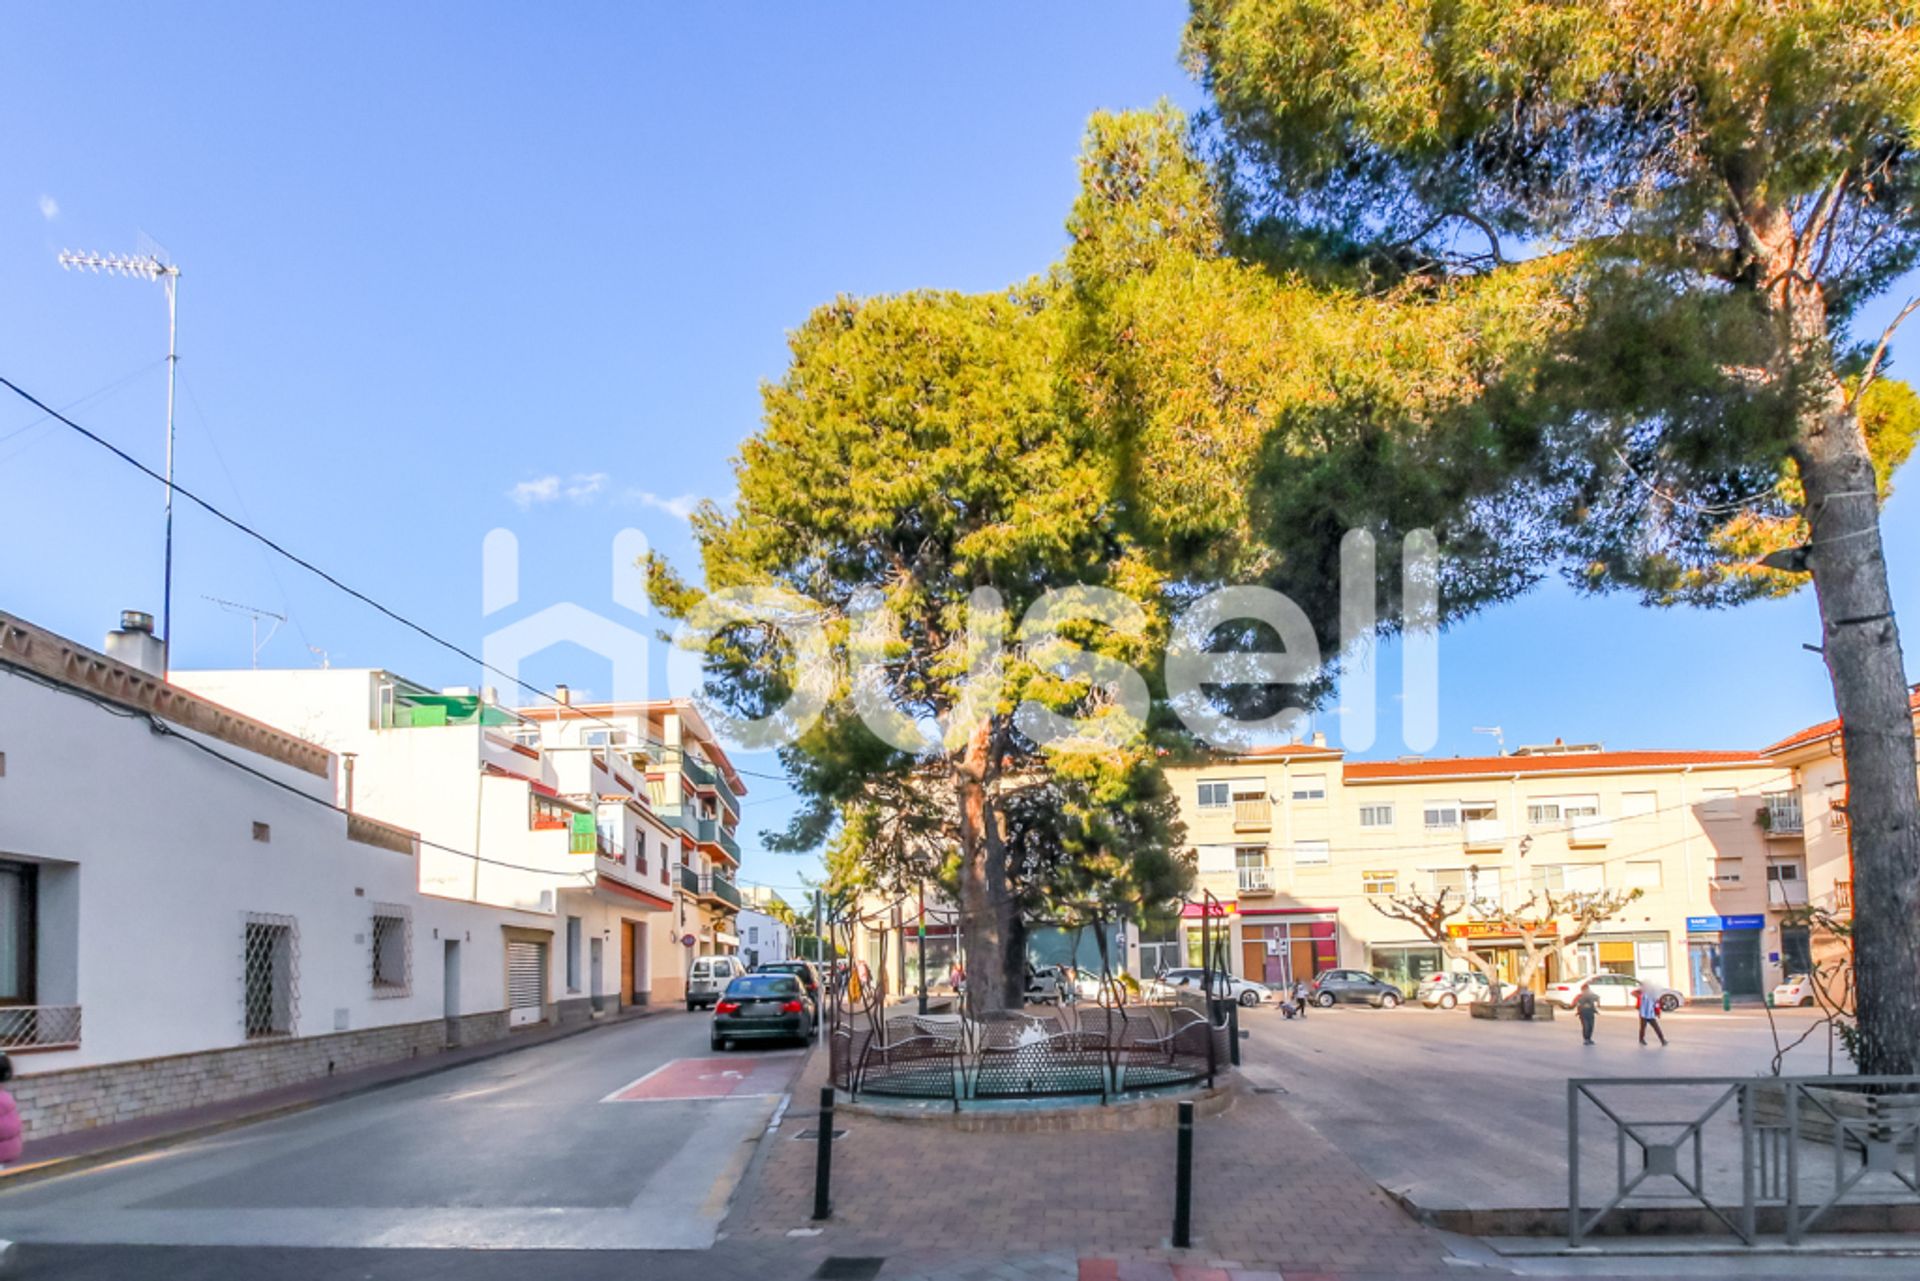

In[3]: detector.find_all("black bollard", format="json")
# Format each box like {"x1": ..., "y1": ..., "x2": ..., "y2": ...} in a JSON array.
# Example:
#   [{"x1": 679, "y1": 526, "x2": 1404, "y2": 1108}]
[
  {"x1": 812, "y1": 1085, "x2": 835, "y2": 1221},
  {"x1": 1172, "y1": 1099, "x2": 1194, "y2": 1248},
  {"x1": 1227, "y1": 1000, "x2": 1241, "y2": 1067}
]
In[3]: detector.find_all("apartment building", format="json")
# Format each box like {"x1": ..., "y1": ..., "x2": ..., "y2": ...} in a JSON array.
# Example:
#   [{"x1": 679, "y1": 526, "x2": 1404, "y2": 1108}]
[
  {"x1": 1165, "y1": 737, "x2": 1805, "y2": 999},
  {"x1": 1759, "y1": 687, "x2": 1920, "y2": 977},
  {"x1": 0, "y1": 612, "x2": 554, "y2": 1139},
  {"x1": 512, "y1": 697, "x2": 748, "y2": 1004},
  {"x1": 174, "y1": 669, "x2": 682, "y2": 1017}
]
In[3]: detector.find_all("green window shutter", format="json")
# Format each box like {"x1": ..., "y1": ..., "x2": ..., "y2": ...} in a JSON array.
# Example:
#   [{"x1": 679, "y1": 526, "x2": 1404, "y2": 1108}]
[{"x1": 570, "y1": 812, "x2": 597, "y2": 854}]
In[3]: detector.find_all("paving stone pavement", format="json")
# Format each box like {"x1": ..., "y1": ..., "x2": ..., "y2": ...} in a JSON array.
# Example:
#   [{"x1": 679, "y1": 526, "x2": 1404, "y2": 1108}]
[{"x1": 718, "y1": 1038, "x2": 1464, "y2": 1279}]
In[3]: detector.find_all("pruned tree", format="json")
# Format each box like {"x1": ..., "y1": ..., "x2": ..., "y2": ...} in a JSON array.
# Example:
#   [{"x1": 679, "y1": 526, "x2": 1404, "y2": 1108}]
[
  {"x1": 1475, "y1": 888, "x2": 1646, "y2": 994},
  {"x1": 1370, "y1": 889, "x2": 1506, "y2": 993}
]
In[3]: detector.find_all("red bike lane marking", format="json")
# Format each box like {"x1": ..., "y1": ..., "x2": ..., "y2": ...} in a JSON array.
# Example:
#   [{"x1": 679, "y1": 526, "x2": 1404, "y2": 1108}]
[{"x1": 601, "y1": 1054, "x2": 801, "y2": 1102}]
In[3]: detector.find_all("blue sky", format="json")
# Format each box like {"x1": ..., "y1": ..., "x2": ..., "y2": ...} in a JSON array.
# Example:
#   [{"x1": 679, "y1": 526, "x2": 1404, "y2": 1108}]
[{"x1": 4, "y1": 3, "x2": 1917, "y2": 903}]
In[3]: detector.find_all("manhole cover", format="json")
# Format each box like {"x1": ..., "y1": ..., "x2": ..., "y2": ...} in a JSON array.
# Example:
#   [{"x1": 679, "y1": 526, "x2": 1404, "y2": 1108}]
[
  {"x1": 812, "y1": 1258, "x2": 885, "y2": 1280},
  {"x1": 792, "y1": 1127, "x2": 849, "y2": 1141},
  {"x1": 1251, "y1": 1085, "x2": 1288, "y2": 1095}
]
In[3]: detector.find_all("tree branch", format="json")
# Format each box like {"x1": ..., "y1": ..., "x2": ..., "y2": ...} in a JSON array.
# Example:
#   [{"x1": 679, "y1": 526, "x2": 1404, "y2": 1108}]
[{"x1": 1850, "y1": 295, "x2": 1920, "y2": 406}]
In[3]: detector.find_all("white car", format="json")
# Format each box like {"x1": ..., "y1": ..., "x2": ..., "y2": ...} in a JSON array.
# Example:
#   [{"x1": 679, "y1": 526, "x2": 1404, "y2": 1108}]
[
  {"x1": 1546, "y1": 972, "x2": 1683, "y2": 1012},
  {"x1": 1772, "y1": 973, "x2": 1818, "y2": 1007},
  {"x1": 1417, "y1": 970, "x2": 1490, "y2": 1009},
  {"x1": 1155, "y1": 967, "x2": 1271, "y2": 1008}
]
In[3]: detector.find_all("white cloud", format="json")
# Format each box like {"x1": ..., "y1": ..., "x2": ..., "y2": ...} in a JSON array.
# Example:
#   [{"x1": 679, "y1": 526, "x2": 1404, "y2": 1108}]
[
  {"x1": 508, "y1": 475, "x2": 562, "y2": 508},
  {"x1": 37, "y1": 194, "x2": 58, "y2": 221},
  {"x1": 630, "y1": 490, "x2": 703, "y2": 520},
  {"x1": 563, "y1": 472, "x2": 608, "y2": 503}
]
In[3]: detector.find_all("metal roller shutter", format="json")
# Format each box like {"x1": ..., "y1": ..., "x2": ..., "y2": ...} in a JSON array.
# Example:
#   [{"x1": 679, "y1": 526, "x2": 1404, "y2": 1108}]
[{"x1": 507, "y1": 940, "x2": 547, "y2": 1027}]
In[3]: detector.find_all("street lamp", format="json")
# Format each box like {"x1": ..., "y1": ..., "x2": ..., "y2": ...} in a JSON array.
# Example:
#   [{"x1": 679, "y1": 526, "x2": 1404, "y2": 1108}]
[{"x1": 59, "y1": 249, "x2": 182, "y2": 675}]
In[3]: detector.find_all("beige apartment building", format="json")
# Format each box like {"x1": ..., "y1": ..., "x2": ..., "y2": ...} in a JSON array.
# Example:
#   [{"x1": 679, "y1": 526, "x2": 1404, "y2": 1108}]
[{"x1": 1165, "y1": 737, "x2": 1811, "y2": 999}]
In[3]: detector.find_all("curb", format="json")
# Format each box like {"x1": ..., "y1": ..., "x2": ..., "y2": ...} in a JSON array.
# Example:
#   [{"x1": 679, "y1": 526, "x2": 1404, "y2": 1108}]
[{"x1": 0, "y1": 1006, "x2": 664, "y2": 1191}]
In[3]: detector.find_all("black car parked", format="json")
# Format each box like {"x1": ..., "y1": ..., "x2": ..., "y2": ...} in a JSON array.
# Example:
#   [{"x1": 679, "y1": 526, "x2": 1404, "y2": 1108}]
[
  {"x1": 711, "y1": 974, "x2": 815, "y2": 1050},
  {"x1": 754, "y1": 960, "x2": 824, "y2": 1017},
  {"x1": 1309, "y1": 968, "x2": 1404, "y2": 1009}
]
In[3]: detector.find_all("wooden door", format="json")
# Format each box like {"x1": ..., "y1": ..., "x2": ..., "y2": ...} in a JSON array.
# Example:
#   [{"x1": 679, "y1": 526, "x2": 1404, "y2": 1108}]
[
  {"x1": 620, "y1": 923, "x2": 634, "y2": 1004},
  {"x1": 1241, "y1": 940, "x2": 1265, "y2": 983}
]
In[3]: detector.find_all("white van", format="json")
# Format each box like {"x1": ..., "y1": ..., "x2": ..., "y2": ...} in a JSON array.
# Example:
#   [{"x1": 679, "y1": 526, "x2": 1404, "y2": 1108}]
[{"x1": 687, "y1": 955, "x2": 747, "y2": 1010}]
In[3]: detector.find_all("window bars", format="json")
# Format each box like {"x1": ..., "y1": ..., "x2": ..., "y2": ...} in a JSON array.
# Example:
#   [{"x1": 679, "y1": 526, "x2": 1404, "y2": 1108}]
[
  {"x1": 242, "y1": 912, "x2": 299, "y2": 1039},
  {"x1": 371, "y1": 904, "x2": 412, "y2": 998}
]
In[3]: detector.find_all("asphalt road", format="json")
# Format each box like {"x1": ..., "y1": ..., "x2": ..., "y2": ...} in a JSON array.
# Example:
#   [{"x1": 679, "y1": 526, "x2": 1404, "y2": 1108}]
[
  {"x1": 0, "y1": 1009, "x2": 806, "y2": 1254},
  {"x1": 1236, "y1": 1001, "x2": 1838, "y2": 1213}
]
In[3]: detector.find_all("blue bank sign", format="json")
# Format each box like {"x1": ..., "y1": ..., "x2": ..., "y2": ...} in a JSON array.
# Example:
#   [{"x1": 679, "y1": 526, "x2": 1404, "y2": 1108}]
[{"x1": 1687, "y1": 914, "x2": 1765, "y2": 933}]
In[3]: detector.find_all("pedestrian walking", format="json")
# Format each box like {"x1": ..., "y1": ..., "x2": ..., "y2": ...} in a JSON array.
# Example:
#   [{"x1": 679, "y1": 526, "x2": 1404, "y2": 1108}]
[
  {"x1": 1636, "y1": 985, "x2": 1668, "y2": 1046},
  {"x1": 1291, "y1": 977, "x2": 1311, "y2": 1019},
  {"x1": 1575, "y1": 985, "x2": 1600, "y2": 1044},
  {"x1": 0, "y1": 1051, "x2": 21, "y2": 1270}
]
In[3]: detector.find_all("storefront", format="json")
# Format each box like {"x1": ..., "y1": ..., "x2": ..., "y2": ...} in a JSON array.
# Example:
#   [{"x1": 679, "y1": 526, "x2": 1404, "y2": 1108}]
[
  {"x1": 1574, "y1": 931, "x2": 1674, "y2": 992},
  {"x1": 1369, "y1": 944, "x2": 1443, "y2": 993},
  {"x1": 1686, "y1": 914, "x2": 1764, "y2": 998},
  {"x1": 1445, "y1": 920, "x2": 1563, "y2": 992},
  {"x1": 1240, "y1": 908, "x2": 1339, "y2": 987},
  {"x1": 1180, "y1": 900, "x2": 1237, "y2": 969}
]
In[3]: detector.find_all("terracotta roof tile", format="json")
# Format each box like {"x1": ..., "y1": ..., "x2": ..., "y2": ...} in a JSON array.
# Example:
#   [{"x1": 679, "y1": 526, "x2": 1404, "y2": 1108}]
[
  {"x1": 1342, "y1": 749, "x2": 1769, "y2": 782},
  {"x1": 1763, "y1": 689, "x2": 1920, "y2": 756}
]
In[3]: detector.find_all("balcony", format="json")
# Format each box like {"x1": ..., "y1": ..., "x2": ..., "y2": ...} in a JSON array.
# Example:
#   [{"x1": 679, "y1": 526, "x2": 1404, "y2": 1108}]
[
  {"x1": 700, "y1": 870, "x2": 743, "y2": 910},
  {"x1": 0, "y1": 1004, "x2": 82, "y2": 1051},
  {"x1": 678, "y1": 752, "x2": 717, "y2": 790},
  {"x1": 1768, "y1": 878, "x2": 1810, "y2": 909},
  {"x1": 1762, "y1": 795, "x2": 1805, "y2": 837},
  {"x1": 1566, "y1": 816, "x2": 1614, "y2": 848},
  {"x1": 1463, "y1": 817, "x2": 1506, "y2": 850},
  {"x1": 1835, "y1": 880, "x2": 1853, "y2": 913},
  {"x1": 678, "y1": 863, "x2": 701, "y2": 896},
  {"x1": 1237, "y1": 865, "x2": 1275, "y2": 895},
  {"x1": 1232, "y1": 797, "x2": 1272, "y2": 833},
  {"x1": 653, "y1": 802, "x2": 698, "y2": 838}
]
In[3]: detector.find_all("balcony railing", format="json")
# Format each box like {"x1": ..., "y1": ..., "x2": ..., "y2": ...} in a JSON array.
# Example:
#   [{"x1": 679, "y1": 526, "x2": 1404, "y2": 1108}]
[
  {"x1": 1835, "y1": 880, "x2": 1853, "y2": 912},
  {"x1": 1232, "y1": 797, "x2": 1272, "y2": 832},
  {"x1": 1768, "y1": 878, "x2": 1810, "y2": 908},
  {"x1": 1763, "y1": 795, "x2": 1805, "y2": 836},
  {"x1": 0, "y1": 1004, "x2": 82, "y2": 1050},
  {"x1": 1463, "y1": 817, "x2": 1506, "y2": 850},
  {"x1": 700, "y1": 870, "x2": 743, "y2": 910},
  {"x1": 678, "y1": 863, "x2": 701, "y2": 896},
  {"x1": 678, "y1": 752, "x2": 717, "y2": 790},
  {"x1": 1566, "y1": 816, "x2": 1614, "y2": 847},
  {"x1": 1237, "y1": 865, "x2": 1274, "y2": 894}
]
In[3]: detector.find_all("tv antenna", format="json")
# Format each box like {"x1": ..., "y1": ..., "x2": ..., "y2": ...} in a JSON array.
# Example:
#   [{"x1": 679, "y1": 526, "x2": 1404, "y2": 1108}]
[
  {"x1": 1472, "y1": 725, "x2": 1505, "y2": 755},
  {"x1": 203, "y1": 595, "x2": 284, "y2": 668}
]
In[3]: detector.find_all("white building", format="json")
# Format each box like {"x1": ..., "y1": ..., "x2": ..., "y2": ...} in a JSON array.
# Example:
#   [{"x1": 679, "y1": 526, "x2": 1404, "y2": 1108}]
[
  {"x1": 739, "y1": 887, "x2": 793, "y2": 968},
  {"x1": 0, "y1": 611, "x2": 558, "y2": 1140},
  {"x1": 172, "y1": 668, "x2": 686, "y2": 1016}
]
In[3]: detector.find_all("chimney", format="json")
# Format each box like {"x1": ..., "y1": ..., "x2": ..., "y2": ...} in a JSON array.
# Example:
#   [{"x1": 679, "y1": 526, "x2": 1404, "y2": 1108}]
[
  {"x1": 1311, "y1": 731, "x2": 1327, "y2": 748},
  {"x1": 106, "y1": 610, "x2": 165, "y2": 678},
  {"x1": 554, "y1": 683, "x2": 571, "y2": 706}
]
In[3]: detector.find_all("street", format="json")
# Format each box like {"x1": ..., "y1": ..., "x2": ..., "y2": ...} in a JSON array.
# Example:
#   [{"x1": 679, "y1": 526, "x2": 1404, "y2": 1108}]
[
  {"x1": 1236, "y1": 1000, "x2": 1839, "y2": 1214},
  {"x1": 0, "y1": 1011, "x2": 801, "y2": 1254}
]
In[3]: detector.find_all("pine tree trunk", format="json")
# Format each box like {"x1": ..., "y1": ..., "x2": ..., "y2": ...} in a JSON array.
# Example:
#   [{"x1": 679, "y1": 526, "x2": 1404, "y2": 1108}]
[
  {"x1": 955, "y1": 719, "x2": 1014, "y2": 1010},
  {"x1": 1799, "y1": 394, "x2": 1920, "y2": 1074}
]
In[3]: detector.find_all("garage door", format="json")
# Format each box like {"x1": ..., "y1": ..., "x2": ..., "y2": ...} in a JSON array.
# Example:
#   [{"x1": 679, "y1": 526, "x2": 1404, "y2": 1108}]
[{"x1": 507, "y1": 940, "x2": 547, "y2": 1027}]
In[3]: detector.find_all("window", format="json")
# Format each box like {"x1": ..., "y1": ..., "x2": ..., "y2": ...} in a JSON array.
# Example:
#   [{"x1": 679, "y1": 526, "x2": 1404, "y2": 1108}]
[
  {"x1": 1423, "y1": 803, "x2": 1461, "y2": 830},
  {"x1": 1534, "y1": 864, "x2": 1604, "y2": 894},
  {"x1": 1711, "y1": 857, "x2": 1744, "y2": 883},
  {"x1": 507, "y1": 725, "x2": 542, "y2": 749},
  {"x1": 1828, "y1": 782, "x2": 1849, "y2": 831},
  {"x1": 372, "y1": 906, "x2": 410, "y2": 997},
  {"x1": 582, "y1": 728, "x2": 628, "y2": 747},
  {"x1": 1530, "y1": 795, "x2": 1600, "y2": 827},
  {"x1": 243, "y1": 913, "x2": 298, "y2": 1039},
  {"x1": 1623, "y1": 860, "x2": 1663, "y2": 890},
  {"x1": 1620, "y1": 791, "x2": 1657, "y2": 820},
  {"x1": 1362, "y1": 869, "x2": 1396, "y2": 895},
  {"x1": 1197, "y1": 781, "x2": 1231, "y2": 809},
  {"x1": 1359, "y1": 804, "x2": 1394, "y2": 829},
  {"x1": 1527, "y1": 801, "x2": 1561, "y2": 826},
  {"x1": 1701, "y1": 787, "x2": 1739, "y2": 820},
  {"x1": 1234, "y1": 847, "x2": 1269, "y2": 870},
  {"x1": 0, "y1": 860, "x2": 37, "y2": 1005},
  {"x1": 565, "y1": 916, "x2": 582, "y2": 992},
  {"x1": 1292, "y1": 840, "x2": 1330, "y2": 867},
  {"x1": 1432, "y1": 867, "x2": 1500, "y2": 900},
  {"x1": 1461, "y1": 801, "x2": 1496, "y2": 823},
  {"x1": 1766, "y1": 863, "x2": 1801, "y2": 883},
  {"x1": 1291, "y1": 774, "x2": 1326, "y2": 802}
]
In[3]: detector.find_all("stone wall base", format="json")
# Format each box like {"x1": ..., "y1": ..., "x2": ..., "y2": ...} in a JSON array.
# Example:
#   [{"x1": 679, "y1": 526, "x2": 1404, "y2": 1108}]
[{"x1": 12, "y1": 1009, "x2": 512, "y2": 1141}]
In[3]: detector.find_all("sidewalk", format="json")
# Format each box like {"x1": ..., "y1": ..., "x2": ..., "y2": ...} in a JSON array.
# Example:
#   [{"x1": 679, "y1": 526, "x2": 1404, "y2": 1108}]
[
  {"x1": 0, "y1": 1005, "x2": 658, "y2": 1186},
  {"x1": 720, "y1": 1034, "x2": 1463, "y2": 1278}
]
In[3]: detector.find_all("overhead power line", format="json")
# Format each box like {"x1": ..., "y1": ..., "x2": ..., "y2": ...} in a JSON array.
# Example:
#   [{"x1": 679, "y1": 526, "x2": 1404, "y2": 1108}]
[{"x1": 0, "y1": 372, "x2": 791, "y2": 784}]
